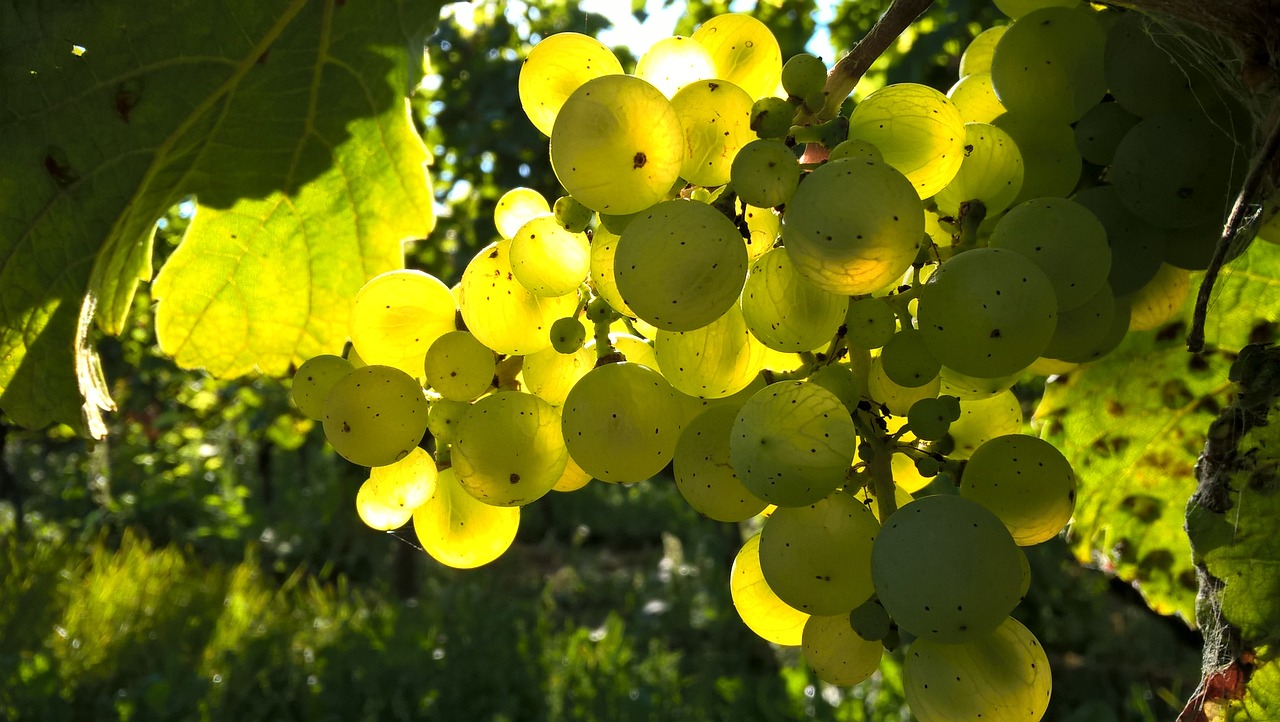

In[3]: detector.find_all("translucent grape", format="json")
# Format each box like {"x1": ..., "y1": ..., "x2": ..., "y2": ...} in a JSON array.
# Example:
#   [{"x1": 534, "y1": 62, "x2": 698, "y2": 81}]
[
  {"x1": 292, "y1": 354, "x2": 354, "y2": 420},
  {"x1": 949, "y1": 390, "x2": 1024, "y2": 459},
  {"x1": 427, "y1": 397, "x2": 469, "y2": 447},
  {"x1": 845, "y1": 297, "x2": 898, "y2": 349},
  {"x1": 604, "y1": 333, "x2": 659, "y2": 369},
  {"x1": 458, "y1": 240, "x2": 578, "y2": 355},
  {"x1": 758, "y1": 493, "x2": 879, "y2": 614},
  {"x1": 1041, "y1": 283, "x2": 1116, "y2": 360},
  {"x1": 961, "y1": 434, "x2": 1077, "y2": 545},
  {"x1": 810, "y1": 355, "x2": 870, "y2": 413},
  {"x1": 946, "y1": 73, "x2": 1006, "y2": 124},
  {"x1": 868, "y1": 356, "x2": 941, "y2": 416},
  {"x1": 655, "y1": 304, "x2": 768, "y2": 399},
  {"x1": 917, "y1": 248, "x2": 1058, "y2": 378},
  {"x1": 731, "y1": 139, "x2": 801, "y2": 208},
  {"x1": 803, "y1": 614, "x2": 883, "y2": 687},
  {"x1": 871, "y1": 494, "x2": 1025, "y2": 643},
  {"x1": 730, "y1": 381, "x2": 858, "y2": 507},
  {"x1": 782, "y1": 159, "x2": 925, "y2": 295},
  {"x1": 423, "y1": 331, "x2": 496, "y2": 402},
  {"x1": 880, "y1": 328, "x2": 943, "y2": 388},
  {"x1": 828, "y1": 139, "x2": 884, "y2": 164},
  {"x1": 550, "y1": 75, "x2": 685, "y2": 215},
  {"x1": 691, "y1": 13, "x2": 784, "y2": 101},
  {"x1": 551, "y1": 454, "x2": 593, "y2": 493},
  {"x1": 413, "y1": 467, "x2": 520, "y2": 569},
  {"x1": 561, "y1": 362, "x2": 685, "y2": 483},
  {"x1": 731, "y1": 535, "x2": 815, "y2": 651},
  {"x1": 673, "y1": 405, "x2": 769, "y2": 522},
  {"x1": 322, "y1": 365, "x2": 429, "y2": 468},
  {"x1": 992, "y1": 111, "x2": 1081, "y2": 204},
  {"x1": 509, "y1": 215, "x2": 590, "y2": 296},
  {"x1": 1128, "y1": 264, "x2": 1190, "y2": 332},
  {"x1": 939, "y1": 366, "x2": 1019, "y2": 401},
  {"x1": 742, "y1": 202, "x2": 781, "y2": 261},
  {"x1": 933, "y1": 122, "x2": 1024, "y2": 218},
  {"x1": 959, "y1": 26, "x2": 1007, "y2": 76},
  {"x1": 904, "y1": 617, "x2": 1052, "y2": 722},
  {"x1": 1072, "y1": 185, "x2": 1167, "y2": 296},
  {"x1": 671, "y1": 78, "x2": 755, "y2": 188},
  {"x1": 494, "y1": 187, "x2": 552, "y2": 240},
  {"x1": 351, "y1": 269, "x2": 457, "y2": 378},
  {"x1": 635, "y1": 35, "x2": 718, "y2": 98},
  {"x1": 740, "y1": 247, "x2": 848, "y2": 353},
  {"x1": 846, "y1": 84, "x2": 967, "y2": 198},
  {"x1": 1074, "y1": 101, "x2": 1140, "y2": 166},
  {"x1": 989, "y1": 198, "x2": 1111, "y2": 311},
  {"x1": 587, "y1": 224, "x2": 635, "y2": 317},
  {"x1": 553, "y1": 195, "x2": 593, "y2": 233},
  {"x1": 781, "y1": 53, "x2": 827, "y2": 109},
  {"x1": 452, "y1": 391, "x2": 568, "y2": 507},
  {"x1": 355, "y1": 447, "x2": 437, "y2": 531},
  {"x1": 613, "y1": 199, "x2": 748, "y2": 332},
  {"x1": 990, "y1": 6, "x2": 1107, "y2": 125},
  {"x1": 518, "y1": 32, "x2": 624, "y2": 137},
  {"x1": 993, "y1": 0, "x2": 1080, "y2": 18}
]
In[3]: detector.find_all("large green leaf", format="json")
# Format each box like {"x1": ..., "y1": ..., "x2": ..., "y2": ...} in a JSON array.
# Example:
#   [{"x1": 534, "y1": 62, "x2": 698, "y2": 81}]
[
  {"x1": 1036, "y1": 241, "x2": 1280, "y2": 622},
  {"x1": 0, "y1": 0, "x2": 439, "y2": 437}
]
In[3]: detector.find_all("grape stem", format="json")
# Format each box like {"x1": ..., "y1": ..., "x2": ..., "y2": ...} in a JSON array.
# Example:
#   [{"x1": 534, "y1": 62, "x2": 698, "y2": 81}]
[
  {"x1": 811, "y1": 0, "x2": 937, "y2": 122},
  {"x1": 1187, "y1": 96, "x2": 1280, "y2": 353},
  {"x1": 852, "y1": 409, "x2": 899, "y2": 521}
]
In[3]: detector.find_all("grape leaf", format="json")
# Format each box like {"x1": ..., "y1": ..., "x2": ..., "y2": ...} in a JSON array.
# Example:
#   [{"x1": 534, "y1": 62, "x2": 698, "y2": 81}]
[
  {"x1": 1036, "y1": 241, "x2": 1280, "y2": 622},
  {"x1": 0, "y1": 0, "x2": 439, "y2": 437}
]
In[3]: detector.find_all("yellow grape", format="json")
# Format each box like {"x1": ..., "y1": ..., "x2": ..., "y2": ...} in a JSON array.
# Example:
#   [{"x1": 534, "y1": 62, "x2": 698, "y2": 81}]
[
  {"x1": 518, "y1": 32, "x2": 624, "y2": 137},
  {"x1": 413, "y1": 467, "x2": 520, "y2": 569},
  {"x1": 291, "y1": 354, "x2": 354, "y2": 421},
  {"x1": 427, "y1": 397, "x2": 470, "y2": 447},
  {"x1": 351, "y1": 270, "x2": 456, "y2": 379},
  {"x1": 494, "y1": 187, "x2": 552, "y2": 240},
  {"x1": 355, "y1": 447, "x2": 437, "y2": 531},
  {"x1": 424, "y1": 331, "x2": 496, "y2": 402},
  {"x1": 550, "y1": 75, "x2": 685, "y2": 215},
  {"x1": 868, "y1": 356, "x2": 940, "y2": 416},
  {"x1": 802, "y1": 615, "x2": 883, "y2": 687},
  {"x1": 551, "y1": 454, "x2": 593, "y2": 493},
  {"x1": 960, "y1": 434, "x2": 1077, "y2": 546},
  {"x1": 691, "y1": 13, "x2": 783, "y2": 101},
  {"x1": 561, "y1": 362, "x2": 685, "y2": 483},
  {"x1": 933, "y1": 122, "x2": 1024, "y2": 218},
  {"x1": 654, "y1": 304, "x2": 768, "y2": 399},
  {"x1": 322, "y1": 365, "x2": 429, "y2": 468},
  {"x1": 522, "y1": 343, "x2": 594, "y2": 406},
  {"x1": 949, "y1": 390, "x2": 1024, "y2": 459},
  {"x1": 635, "y1": 35, "x2": 718, "y2": 98},
  {"x1": 959, "y1": 26, "x2": 1007, "y2": 76},
  {"x1": 846, "y1": 83, "x2": 967, "y2": 198},
  {"x1": 458, "y1": 240, "x2": 578, "y2": 355},
  {"x1": 673, "y1": 404, "x2": 768, "y2": 522},
  {"x1": 742, "y1": 202, "x2": 781, "y2": 262},
  {"x1": 452, "y1": 391, "x2": 568, "y2": 507},
  {"x1": 1128, "y1": 264, "x2": 1190, "y2": 332},
  {"x1": 758, "y1": 494, "x2": 879, "y2": 614},
  {"x1": 947, "y1": 73, "x2": 1007, "y2": 124},
  {"x1": 509, "y1": 215, "x2": 590, "y2": 297},
  {"x1": 740, "y1": 247, "x2": 848, "y2": 353},
  {"x1": 730, "y1": 534, "x2": 809, "y2": 646},
  {"x1": 671, "y1": 78, "x2": 755, "y2": 187}
]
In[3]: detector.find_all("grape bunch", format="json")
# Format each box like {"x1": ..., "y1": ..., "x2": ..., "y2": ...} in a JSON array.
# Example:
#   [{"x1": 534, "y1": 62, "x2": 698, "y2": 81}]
[{"x1": 292, "y1": 2, "x2": 1256, "y2": 719}]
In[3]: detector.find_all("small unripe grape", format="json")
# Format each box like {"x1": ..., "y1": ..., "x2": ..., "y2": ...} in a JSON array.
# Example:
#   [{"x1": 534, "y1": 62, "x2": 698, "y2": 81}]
[
  {"x1": 751, "y1": 96, "x2": 795, "y2": 139},
  {"x1": 585, "y1": 295, "x2": 615, "y2": 323},
  {"x1": 907, "y1": 397, "x2": 952, "y2": 441},
  {"x1": 553, "y1": 195, "x2": 594, "y2": 233},
  {"x1": 845, "y1": 298, "x2": 898, "y2": 349},
  {"x1": 781, "y1": 53, "x2": 827, "y2": 110},
  {"x1": 731, "y1": 139, "x2": 800, "y2": 208},
  {"x1": 848, "y1": 598, "x2": 891, "y2": 641},
  {"x1": 550, "y1": 317, "x2": 587, "y2": 353}
]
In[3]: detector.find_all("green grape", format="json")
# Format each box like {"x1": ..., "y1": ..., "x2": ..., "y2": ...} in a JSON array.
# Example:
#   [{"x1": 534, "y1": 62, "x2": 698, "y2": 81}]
[
  {"x1": 458, "y1": 240, "x2": 578, "y2": 355},
  {"x1": 871, "y1": 494, "x2": 1025, "y2": 643},
  {"x1": 881, "y1": 328, "x2": 942, "y2": 388},
  {"x1": 750, "y1": 96, "x2": 795, "y2": 140},
  {"x1": 947, "y1": 73, "x2": 1007, "y2": 124},
  {"x1": 518, "y1": 32, "x2": 624, "y2": 137},
  {"x1": 848, "y1": 598, "x2": 892, "y2": 641},
  {"x1": 1164, "y1": 220, "x2": 1242, "y2": 271},
  {"x1": 561, "y1": 362, "x2": 685, "y2": 483},
  {"x1": 553, "y1": 195, "x2": 594, "y2": 233},
  {"x1": 742, "y1": 202, "x2": 781, "y2": 261},
  {"x1": 634, "y1": 35, "x2": 718, "y2": 98},
  {"x1": 917, "y1": 248, "x2": 1058, "y2": 378},
  {"x1": 673, "y1": 405, "x2": 769, "y2": 522},
  {"x1": 904, "y1": 616, "x2": 1052, "y2": 722},
  {"x1": 809, "y1": 355, "x2": 870, "y2": 413},
  {"x1": 351, "y1": 269, "x2": 457, "y2": 379},
  {"x1": 990, "y1": 6, "x2": 1107, "y2": 125},
  {"x1": 989, "y1": 198, "x2": 1111, "y2": 311},
  {"x1": 758, "y1": 493, "x2": 879, "y2": 614},
  {"x1": 1059, "y1": 294, "x2": 1131, "y2": 363},
  {"x1": 322, "y1": 365, "x2": 428, "y2": 468},
  {"x1": 355, "y1": 447, "x2": 437, "y2": 531},
  {"x1": 587, "y1": 224, "x2": 635, "y2": 317},
  {"x1": 691, "y1": 13, "x2": 784, "y2": 101},
  {"x1": 413, "y1": 467, "x2": 520, "y2": 569},
  {"x1": 613, "y1": 199, "x2": 748, "y2": 332},
  {"x1": 960, "y1": 434, "x2": 1077, "y2": 546},
  {"x1": 494, "y1": 187, "x2": 552, "y2": 240},
  {"x1": 949, "y1": 390, "x2": 1024, "y2": 459},
  {"x1": 845, "y1": 297, "x2": 899, "y2": 349},
  {"x1": 730, "y1": 534, "x2": 809, "y2": 646},
  {"x1": 1041, "y1": 283, "x2": 1116, "y2": 360},
  {"x1": 522, "y1": 343, "x2": 593, "y2": 406},
  {"x1": 452, "y1": 391, "x2": 567, "y2": 507},
  {"x1": 551, "y1": 455, "x2": 593, "y2": 493},
  {"x1": 740, "y1": 246, "x2": 849, "y2": 353},
  {"x1": 933, "y1": 122, "x2": 1024, "y2": 218},
  {"x1": 803, "y1": 614, "x2": 884, "y2": 686},
  {"x1": 781, "y1": 53, "x2": 827, "y2": 109},
  {"x1": 992, "y1": 111, "x2": 1082, "y2": 205},
  {"x1": 1074, "y1": 101, "x2": 1140, "y2": 166},
  {"x1": 1128, "y1": 264, "x2": 1190, "y2": 332},
  {"x1": 868, "y1": 356, "x2": 941, "y2": 416},
  {"x1": 993, "y1": 0, "x2": 1081, "y2": 19},
  {"x1": 1072, "y1": 185, "x2": 1167, "y2": 296},
  {"x1": 939, "y1": 367, "x2": 1019, "y2": 400},
  {"x1": 730, "y1": 381, "x2": 858, "y2": 507},
  {"x1": 958, "y1": 26, "x2": 1007, "y2": 76},
  {"x1": 549, "y1": 317, "x2": 587, "y2": 354},
  {"x1": 828, "y1": 139, "x2": 884, "y2": 163},
  {"x1": 1111, "y1": 111, "x2": 1240, "y2": 229},
  {"x1": 671, "y1": 79, "x2": 755, "y2": 187},
  {"x1": 427, "y1": 397, "x2": 470, "y2": 447},
  {"x1": 847, "y1": 83, "x2": 967, "y2": 198},
  {"x1": 550, "y1": 75, "x2": 685, "y2": 215},
  {"x1": 782, "y1": 159, "x2": 925, "y2": 295},
  {"x1": 1104, "y1": 13, "x2": 1214, "y2": 119},
  {"x1": 292, "y1": 354, "x2": 354, "y2": 420},
  {"x1": 907, "y1": 397, "x2": 953, "y2": 441},
  {"x1": 915, "y1": 455, "x2": 942, "y2": 477},
  {"x1": 730, "y1": 139, "x2": 801, "y2": 209},
  {"x1": 509, "y1": 215, "x2": 590, "y2": 296},
  {"x1": 423, "y1": 331, "x2": 496, "y2": 402},
  {"x1": 655, "y1": 304, "x2": 768, "y2": 399}
]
